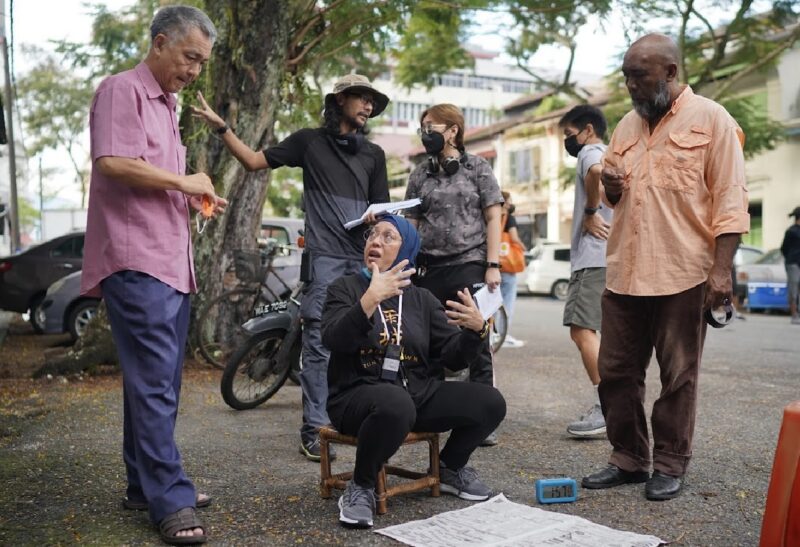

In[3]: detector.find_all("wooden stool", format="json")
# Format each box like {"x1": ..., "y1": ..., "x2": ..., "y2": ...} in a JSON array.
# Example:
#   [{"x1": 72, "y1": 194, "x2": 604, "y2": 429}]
[{"x1": 319, "y1": 425, "x2": 440, "y2": 515}]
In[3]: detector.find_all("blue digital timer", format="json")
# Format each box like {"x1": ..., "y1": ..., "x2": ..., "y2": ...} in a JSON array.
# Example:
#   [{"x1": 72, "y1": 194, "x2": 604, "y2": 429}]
[{"x1": 535, "y1": 478, "x2": 579, "y2": 504}]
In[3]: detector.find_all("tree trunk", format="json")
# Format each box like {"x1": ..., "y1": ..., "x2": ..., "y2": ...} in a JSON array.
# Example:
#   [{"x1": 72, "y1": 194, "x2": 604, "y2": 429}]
[
  {"x1": 34, "y1": 303, "x2": 117, "y2": 378},
  {"x1": 187, "y1": 0, "x2": 296, "y2": 348}
]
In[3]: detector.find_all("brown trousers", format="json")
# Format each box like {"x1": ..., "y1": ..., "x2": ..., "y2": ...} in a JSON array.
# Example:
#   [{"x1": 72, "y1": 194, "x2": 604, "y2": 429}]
[{"x1": 598, "y1": 283, "x2": 707, "y2": 477}]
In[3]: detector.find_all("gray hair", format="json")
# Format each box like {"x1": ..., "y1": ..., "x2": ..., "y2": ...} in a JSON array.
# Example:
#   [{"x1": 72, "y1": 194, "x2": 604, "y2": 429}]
[{"x1": 150, "y1": 5, "x2": 217, "y2": 44}]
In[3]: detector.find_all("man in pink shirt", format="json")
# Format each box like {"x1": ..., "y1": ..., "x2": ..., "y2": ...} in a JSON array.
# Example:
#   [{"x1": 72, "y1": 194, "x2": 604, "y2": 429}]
[
  {"x1": 581, "y1": 34, "x2": 749, "y2": 501},
  {"x1": 81, "y1": 6, "x2": 224, "y2": 544}
]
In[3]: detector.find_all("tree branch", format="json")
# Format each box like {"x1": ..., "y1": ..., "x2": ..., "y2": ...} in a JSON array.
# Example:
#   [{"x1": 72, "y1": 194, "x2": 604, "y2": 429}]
[
  {"x1": 677, "y1": 0, "x2": 694, "y2": 83},
  {"x1": 696, "y1": 0, "x2": 753, "y2": 86},
  {"x1": 710, "y1": 23, "x2": 800, "y2": 100},
  {"x1": 286, "y1": 13, "x2": 390, "y2": 68}
]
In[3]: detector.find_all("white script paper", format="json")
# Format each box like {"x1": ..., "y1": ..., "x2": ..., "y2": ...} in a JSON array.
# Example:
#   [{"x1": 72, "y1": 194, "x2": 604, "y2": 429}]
[
  {"x1": 473, "y1": 285, "x2": 504, "y2": 320},
  {"x1": 344, "y1": 199, "x2": 422, "y2": 229},
  {"x1": 376, "y1": 494, "x2": 664, "y2": 547}
]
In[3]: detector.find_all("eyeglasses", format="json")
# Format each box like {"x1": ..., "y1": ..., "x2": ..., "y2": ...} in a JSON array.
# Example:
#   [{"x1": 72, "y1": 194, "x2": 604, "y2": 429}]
[
  {"x1": 364, "y1": 228, "x2": 400, "y2": 245},
  {"x1": 417, "y1": 123, "x2": 448, "y2": 136},
  {"x1": 347, "y1": 92, "x2": 376, "y2": 107}
]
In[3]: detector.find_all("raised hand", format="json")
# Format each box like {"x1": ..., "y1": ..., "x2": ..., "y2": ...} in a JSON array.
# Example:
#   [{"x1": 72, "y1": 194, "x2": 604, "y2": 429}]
[
  {"x1": 445, "y1": 288, "x2": 485, "y2": 332},
  {"x1": 190, "y1": 91, "x2": 226, "y2": 131},
  {"x1": 360, "y1": 260, "x2": 415, "y2": 316}
]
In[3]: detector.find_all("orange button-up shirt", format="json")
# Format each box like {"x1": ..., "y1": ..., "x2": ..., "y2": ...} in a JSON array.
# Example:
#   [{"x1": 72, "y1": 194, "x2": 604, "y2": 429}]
[{"x1": 603, "y1": 86, "x2": 749, "y2": 296}]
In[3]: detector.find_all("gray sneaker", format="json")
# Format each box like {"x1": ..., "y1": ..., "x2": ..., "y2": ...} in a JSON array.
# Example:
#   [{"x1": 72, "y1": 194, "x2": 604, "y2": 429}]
[
  {"x1": 567, "y1": 403, "x2": 606, "y2": 437},
  {"x1": 440, "y1": 465, "x2": 493, "y2": 501},
  {"x1": 338, "y1": 481, "x2": 376, "y2": 528}
]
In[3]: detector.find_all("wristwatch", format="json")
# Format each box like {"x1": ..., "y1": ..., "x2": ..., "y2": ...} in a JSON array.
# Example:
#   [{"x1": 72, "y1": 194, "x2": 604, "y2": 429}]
[
  {"x1": 216, "y1": 123, "x2": 230, "y2": 135},
  {"x1": 584, "y1": 206, "x2": 599, "y2": 215},
  {"x1": 485, "y1": 261, "x2": 500, "y2": 269}
]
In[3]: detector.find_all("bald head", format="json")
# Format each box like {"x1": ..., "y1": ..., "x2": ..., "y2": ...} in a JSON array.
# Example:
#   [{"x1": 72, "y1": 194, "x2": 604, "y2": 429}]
[
  {"x1": 626, "y1": 33, "x2": 679, "y2": 67},
  {"x1": 622, "y1": 33, "x2": 683, "y2": 122}
]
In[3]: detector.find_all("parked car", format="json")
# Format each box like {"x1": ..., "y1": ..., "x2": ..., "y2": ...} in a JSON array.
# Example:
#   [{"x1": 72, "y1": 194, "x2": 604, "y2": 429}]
[
  {"x1": 0, "y1": 232, "x2": 85, "y2": 332},
  {"x1": 257, "y1": 217, "x2": 303, "y2": 297},
  {"x1": 38, "y1": 271, "x2": 100, "y2": 341},
  {"x1": 518, "y1": 243, "x2": 571, "y2": 300},
  {"x1": 737, "y1": 249, "x2": 789, "y2": 312},
  {"x1": 733, "y1": 245, "x2": 765, "y2": 301}
]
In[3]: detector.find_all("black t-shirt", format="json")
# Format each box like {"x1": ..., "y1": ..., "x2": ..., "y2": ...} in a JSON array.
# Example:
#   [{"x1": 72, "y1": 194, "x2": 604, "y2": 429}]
[
  {"x1": 321, "y1": 273, "x2": 484, "y2": 407},
  {"x1": 781, "y1": 224, "x2": 800, "y2": 265},
  {"x1": 265, "y1": 128, "x2": 389, "y2": 259}
]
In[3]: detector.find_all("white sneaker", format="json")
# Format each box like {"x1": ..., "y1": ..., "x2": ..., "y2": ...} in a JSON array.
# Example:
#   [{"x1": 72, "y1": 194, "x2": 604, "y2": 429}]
[{"x1": 502, "y1": 335, "x2": 525, "y2": 348}]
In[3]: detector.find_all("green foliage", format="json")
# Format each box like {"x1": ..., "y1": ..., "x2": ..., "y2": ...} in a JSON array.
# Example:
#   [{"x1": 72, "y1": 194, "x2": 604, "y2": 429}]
[
  {"x1": 55, "y1": 0, "x2": 158, "y2": 78},
  {"x1": 506, "y1": 0, "x2": 613, "y2": 95},
  {"x1": 17, "y1": 49, "x2": 95, "y2": 206},
  {"x1": 721, "y1": 94, "x2": 785, "y2": 159},
  {"x1": 265, "y1": 167, "x2": 303, "y2": 217},
  {"x1": 393, "y1": 4, "x2": 476, "y2": 89}
]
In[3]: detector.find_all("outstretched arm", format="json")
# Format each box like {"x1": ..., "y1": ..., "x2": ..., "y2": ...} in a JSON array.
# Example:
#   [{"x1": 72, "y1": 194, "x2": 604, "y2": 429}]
[{"x1": 191, "y1": 92, "x2": 269, "y2": 172}]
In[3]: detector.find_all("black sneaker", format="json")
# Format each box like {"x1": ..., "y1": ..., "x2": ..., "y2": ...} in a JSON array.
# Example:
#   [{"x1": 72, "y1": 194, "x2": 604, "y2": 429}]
[{"x1": 300, "y1": 437, "x2": 336, "y2": 462}]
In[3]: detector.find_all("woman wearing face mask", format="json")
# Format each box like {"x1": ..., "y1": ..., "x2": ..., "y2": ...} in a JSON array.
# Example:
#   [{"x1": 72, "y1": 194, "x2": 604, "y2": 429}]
[
  {"x1": 403, "y1": 105, "x2": 504, "y2": 445},
  {"x1": 321, "y1": 215, "x2": 506, "y2": 529}
]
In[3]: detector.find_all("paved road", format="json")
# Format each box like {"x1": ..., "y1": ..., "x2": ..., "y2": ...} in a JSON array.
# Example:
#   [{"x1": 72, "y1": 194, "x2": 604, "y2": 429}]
[{"x1": 0, "y1": 296, "x2": 797, "y2": 546}]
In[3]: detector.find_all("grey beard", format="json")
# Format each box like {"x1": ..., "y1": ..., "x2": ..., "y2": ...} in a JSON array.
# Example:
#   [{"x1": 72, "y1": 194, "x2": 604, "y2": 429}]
[{"x1": 632, "y1": 80, "x2": 671, "y2": 121}]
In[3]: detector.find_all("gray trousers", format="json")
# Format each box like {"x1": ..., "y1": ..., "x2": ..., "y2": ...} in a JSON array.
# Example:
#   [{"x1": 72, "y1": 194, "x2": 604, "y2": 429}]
[{"x1": 299, "y1": 254, "x2": 362, "y2": 443}]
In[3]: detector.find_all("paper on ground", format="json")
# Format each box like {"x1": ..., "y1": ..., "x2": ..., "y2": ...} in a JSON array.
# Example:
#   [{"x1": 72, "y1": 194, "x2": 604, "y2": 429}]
[
  {"x1": 375, "y1": 494, "x2": 664, "y2": 547},
  {"x1": 473, "y1": 285, "x2": 504, "y2": 320},
  {"x1": 344, "y1": 198, "x2": 421, "y2": 229}
]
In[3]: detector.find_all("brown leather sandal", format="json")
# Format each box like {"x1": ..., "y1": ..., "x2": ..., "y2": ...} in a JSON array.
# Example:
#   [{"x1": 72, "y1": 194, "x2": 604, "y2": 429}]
[
  {"x1": 123, "y1": 493, "x2": 212, "y2": 511},
  {"x1": 158, "y1": 507, "x2": 207, "y2": 545}
]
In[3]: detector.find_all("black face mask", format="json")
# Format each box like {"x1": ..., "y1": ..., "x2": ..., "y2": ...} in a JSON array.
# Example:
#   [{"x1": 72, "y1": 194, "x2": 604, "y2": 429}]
[
  {"x1": 564, "y1": 134, "x2": 584, "y2": 158},
  {"x1": 421, "y1": 131, "x2": 445, "y2": 155}
]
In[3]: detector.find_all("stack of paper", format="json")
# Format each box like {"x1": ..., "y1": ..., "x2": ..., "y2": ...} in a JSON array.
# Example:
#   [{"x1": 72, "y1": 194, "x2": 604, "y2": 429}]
[{"x1": 344, "y1": 198, "x2": 421, "y2": 229}]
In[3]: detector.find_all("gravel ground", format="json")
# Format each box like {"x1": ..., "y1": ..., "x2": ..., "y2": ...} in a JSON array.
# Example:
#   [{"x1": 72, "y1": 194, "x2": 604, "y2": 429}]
[{"x1": 0, "y1": 297, "x2": 796, "y2": 546}]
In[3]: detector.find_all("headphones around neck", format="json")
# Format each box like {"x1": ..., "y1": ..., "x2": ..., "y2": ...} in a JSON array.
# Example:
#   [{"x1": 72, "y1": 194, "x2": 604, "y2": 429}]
[
  {"x1": 428, "y1": 151, "x2": 470, "y2": 176},
  {"x1": 332, "y1": 131, "x2": 365, "y2": 155}
]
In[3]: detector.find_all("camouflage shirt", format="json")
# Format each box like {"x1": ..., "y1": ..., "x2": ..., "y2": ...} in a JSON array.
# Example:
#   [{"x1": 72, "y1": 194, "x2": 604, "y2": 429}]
[{"x1": 404, "y1": 153, "x2": 503, "y2": 266}]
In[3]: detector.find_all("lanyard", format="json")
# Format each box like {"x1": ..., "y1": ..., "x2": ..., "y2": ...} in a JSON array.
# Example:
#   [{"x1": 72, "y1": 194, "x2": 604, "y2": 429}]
[{"x1": 377, "y1": 293, "x2": 403, "y2": 346}]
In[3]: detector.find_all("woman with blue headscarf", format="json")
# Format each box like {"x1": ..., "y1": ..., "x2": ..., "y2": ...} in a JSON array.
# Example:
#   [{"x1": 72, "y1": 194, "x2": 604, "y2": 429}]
[{"x1": 321, "y1": 215, "x2": 507, "y2": 529}]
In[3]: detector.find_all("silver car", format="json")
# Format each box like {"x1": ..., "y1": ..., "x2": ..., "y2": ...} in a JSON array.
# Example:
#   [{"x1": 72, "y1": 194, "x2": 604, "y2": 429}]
[{"x1": 37, "y1": 270, "x2": 100, "y2": 341}]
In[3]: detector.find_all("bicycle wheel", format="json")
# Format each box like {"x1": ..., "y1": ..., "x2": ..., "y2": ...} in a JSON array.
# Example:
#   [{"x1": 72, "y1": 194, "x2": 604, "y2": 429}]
[
  {"x1": 196, "y1": 287, "x2": 263, "y2": 369},
  {"x1": 490, "y1": 306, "x2": 508, "y2": 354},
  {"x1": 220, "y1": 328, "x2": 296, "y2": 410}
]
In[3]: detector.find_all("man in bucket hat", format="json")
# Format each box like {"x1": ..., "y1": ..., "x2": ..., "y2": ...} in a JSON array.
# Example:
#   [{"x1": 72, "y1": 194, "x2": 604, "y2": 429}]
[
  {"x1": 192, "y1": 75, "x2": 391, "y2": 460},
  {"x1": 781, "y1": 206, "x2": 800, "y2": 324}
]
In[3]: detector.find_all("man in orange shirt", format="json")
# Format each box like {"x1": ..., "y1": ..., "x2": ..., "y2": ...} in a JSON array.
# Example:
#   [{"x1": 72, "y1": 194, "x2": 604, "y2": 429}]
[{"x1": 581, "y1": 34, "x2": 749, "y2": 501}]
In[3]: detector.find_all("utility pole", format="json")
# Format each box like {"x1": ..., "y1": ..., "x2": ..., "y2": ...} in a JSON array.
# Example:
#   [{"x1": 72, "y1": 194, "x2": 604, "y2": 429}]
[{"x1": 0, "y1": 0, "x2": 19, "y2": 253}]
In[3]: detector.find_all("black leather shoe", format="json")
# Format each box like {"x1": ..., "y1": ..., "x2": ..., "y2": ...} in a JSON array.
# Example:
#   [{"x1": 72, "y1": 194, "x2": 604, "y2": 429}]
[
  {"x1": 582, "y1": 465, "x2": 650, "y2": 489},
  {"x1": 645, "y1": 471, "x2": 682, "y2": 500}
]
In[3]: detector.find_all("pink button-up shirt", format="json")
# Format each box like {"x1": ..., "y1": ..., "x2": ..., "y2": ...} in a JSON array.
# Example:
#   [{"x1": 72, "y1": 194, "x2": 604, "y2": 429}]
[
  {"x1": 81, "y1": 62, "x2": 196, "y2": 297},
  {"x1": 602, "y1": 86, "x2": 749, "y2": 296}
]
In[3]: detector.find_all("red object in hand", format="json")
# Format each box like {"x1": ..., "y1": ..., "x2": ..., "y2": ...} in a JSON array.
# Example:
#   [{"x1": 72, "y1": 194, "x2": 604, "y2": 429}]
[{"x1": 201, "y1": 195, "x2": 214, "y2": 218}]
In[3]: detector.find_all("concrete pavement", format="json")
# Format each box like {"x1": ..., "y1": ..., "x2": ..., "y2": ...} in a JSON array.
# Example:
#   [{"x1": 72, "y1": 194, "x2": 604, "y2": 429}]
[{"x1": 0, "y1": 296, "x2": 797, "y2": 545}]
